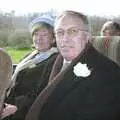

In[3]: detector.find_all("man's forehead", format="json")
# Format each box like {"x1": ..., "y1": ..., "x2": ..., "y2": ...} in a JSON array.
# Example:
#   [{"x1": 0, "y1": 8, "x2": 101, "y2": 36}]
[{"x1": 55, "y1": 15, "x2": 84, "y2": 30}]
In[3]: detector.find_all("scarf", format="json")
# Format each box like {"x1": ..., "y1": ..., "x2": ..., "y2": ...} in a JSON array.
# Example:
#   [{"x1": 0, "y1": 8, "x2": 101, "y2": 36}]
[
  {"x1": 7, "y1": 47, "x2": 58, "y2": 96},
  {"x1": 25, "y1": 55, "x2": 64, "y2": 120}
]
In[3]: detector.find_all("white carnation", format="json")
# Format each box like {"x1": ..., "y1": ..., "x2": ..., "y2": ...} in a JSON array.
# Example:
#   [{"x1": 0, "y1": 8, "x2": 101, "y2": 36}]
[{"x1": 73, "y1": 62, "x2": 91, "y2": 77}]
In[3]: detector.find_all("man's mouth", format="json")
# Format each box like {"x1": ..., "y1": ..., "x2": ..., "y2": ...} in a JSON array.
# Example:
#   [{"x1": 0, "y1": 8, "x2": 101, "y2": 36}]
[{"x1": 61, "y1": 46, "x2": 73, "y2": 48}]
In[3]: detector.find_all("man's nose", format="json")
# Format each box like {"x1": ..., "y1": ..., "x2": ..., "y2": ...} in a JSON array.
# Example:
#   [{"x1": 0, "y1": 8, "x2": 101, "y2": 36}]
[{"x1": 62, "y1": 31, "x2": 69, "y2": 42}]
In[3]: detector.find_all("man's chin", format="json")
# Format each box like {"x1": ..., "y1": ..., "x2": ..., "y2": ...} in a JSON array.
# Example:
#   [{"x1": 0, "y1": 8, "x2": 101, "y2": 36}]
[{"x1": 61, "y1": 53, "x2": 72, "y2": 60}]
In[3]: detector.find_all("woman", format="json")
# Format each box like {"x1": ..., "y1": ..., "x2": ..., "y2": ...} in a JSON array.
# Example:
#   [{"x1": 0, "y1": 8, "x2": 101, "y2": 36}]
[{"x1": 4, "y1": 15, "x2": 58, "y2": 120}]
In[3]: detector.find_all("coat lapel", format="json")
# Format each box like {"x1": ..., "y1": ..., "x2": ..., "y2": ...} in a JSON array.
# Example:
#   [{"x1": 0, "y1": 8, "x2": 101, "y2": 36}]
[
  {"x1": 48, "y1": 54, "x2": 63, "y2": 82},
  {"x1": 25, "y1": 45, "x2": 98, "y2": 120},
  {"x1": 40, "y1": 45, "x2": 95, "y2": 116}
]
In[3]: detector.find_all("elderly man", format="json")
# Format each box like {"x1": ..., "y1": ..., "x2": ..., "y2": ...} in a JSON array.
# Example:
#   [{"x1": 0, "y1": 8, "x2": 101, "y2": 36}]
[{"x1": 25, "y1": 10, "x2": 120, "y2": 120}]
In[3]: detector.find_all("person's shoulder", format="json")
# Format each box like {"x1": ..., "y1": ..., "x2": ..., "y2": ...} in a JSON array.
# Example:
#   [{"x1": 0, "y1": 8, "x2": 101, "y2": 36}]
[
  {"x1": 96, "y1": 50, "x2": 120, "y2": 78},
  {"x1": 90, "y1": 46, "x2": 120, "y2": 71},
  {"x1": 37, "y1": 52, "x2": 59, "y2": 66},
  {"x1": 48, "y1": 52, "x2": 59, "y2": 59},
  {"x1": 18, "y1": 51, "x2": 35, "y2": 62}
]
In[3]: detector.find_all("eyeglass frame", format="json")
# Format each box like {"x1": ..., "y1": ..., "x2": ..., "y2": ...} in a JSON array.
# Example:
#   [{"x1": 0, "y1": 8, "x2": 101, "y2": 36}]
[{"x1": 55, "y1": 26, "x2": 89, "y2": 39}]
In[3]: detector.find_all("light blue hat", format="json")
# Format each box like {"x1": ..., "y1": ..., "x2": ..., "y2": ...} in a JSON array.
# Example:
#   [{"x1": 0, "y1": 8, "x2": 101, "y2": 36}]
[
  {"x1": 29, "y1": 15, "x2": 54, "y2": 35},
  {"x1": 30, "y1": 15, "x2": 54, "y2": 28}
]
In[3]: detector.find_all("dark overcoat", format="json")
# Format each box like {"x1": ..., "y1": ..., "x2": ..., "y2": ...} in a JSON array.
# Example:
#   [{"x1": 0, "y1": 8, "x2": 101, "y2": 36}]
[
  {"x1": 5, "y1": 53, "x2": 58, "y2": 120},
  {"x1": 27, "y1": 46, "x2": 120, "y2": 120}
]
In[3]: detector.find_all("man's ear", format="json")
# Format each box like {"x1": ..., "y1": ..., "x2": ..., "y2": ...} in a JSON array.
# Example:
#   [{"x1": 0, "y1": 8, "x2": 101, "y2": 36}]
[
  {"x1": 84, "y1": 32, "x2": 90, "y2": 43},
  {"x1": 51, "y1": 38, "x2": 56, "y2": 47},
  {"x1": 52, "y1": 38, "x2": 56, "y2": 44}
]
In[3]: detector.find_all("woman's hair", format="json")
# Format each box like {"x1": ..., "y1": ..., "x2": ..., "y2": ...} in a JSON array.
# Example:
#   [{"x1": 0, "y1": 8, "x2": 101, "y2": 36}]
[
  {"x1": 31, "y1": 22, "x2": 56, "y2": 47},
  {"x1": 31, "y1": 22, "x2": 54, "y2": 37}
]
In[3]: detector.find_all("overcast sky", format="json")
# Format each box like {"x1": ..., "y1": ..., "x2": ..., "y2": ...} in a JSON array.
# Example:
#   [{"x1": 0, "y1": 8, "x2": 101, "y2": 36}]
[{"x1": 0, "y1": 0, "x2": 120, "y2": 16}]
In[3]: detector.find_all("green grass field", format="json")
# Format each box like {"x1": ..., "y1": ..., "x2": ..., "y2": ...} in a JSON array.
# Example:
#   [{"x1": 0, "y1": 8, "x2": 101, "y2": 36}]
[{"x1": 5, "y1": 48, "x2": 32, "y2": 64}]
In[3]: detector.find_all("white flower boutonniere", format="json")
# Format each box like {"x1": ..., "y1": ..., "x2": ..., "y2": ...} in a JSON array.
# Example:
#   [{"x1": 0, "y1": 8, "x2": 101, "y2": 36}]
[{"x1": 73, "y1": 62, "x2": 91, "y2": 77}]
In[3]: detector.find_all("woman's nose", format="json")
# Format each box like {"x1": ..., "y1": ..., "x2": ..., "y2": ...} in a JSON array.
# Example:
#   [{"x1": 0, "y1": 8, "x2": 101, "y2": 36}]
[{"x1": 37, "y1": 35, "x2": 44, "y2": 40}]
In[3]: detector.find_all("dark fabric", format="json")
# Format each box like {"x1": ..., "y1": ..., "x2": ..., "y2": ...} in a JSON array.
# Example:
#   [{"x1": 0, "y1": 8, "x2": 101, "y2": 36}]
[
  {"x1": 26, "y1": 45, "x2": 120, "y2": 120},
  {"x1": 4, "y1": 53, "x2": 58, "y2": 120},
  {"x1": 25, "y1": 55, "x2": 64, "y2": 120},
  {"x1": 25, "y1": 44, "x2": 91, "y2": 120}
]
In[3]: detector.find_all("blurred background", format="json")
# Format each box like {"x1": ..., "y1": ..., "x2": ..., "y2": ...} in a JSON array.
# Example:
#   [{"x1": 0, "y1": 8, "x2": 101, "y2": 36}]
[{"x1": 0, "y1": 0, "x2": 120, "y2": 63}]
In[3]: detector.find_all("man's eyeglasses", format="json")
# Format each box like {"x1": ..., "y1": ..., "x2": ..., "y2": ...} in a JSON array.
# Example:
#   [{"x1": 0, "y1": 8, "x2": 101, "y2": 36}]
[{"x1": 55, "y1": 27, "x2": 88, "y2": 39}]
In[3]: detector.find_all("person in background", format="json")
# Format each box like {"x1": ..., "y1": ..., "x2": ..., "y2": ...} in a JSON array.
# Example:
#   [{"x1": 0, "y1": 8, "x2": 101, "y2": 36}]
[
  {"x1": 100, "y1": 21, "x2": 120, "y2": 47},
  {"x1": 0, "y1": 48, "x2": 17, "y2": 119},
  {"x1": 1, "y1": 103, "x2": 17, "y2": 119},
  {"x1": 4, "y1": 15, "x2": 58, "y2": 120},
  {"x1": 25, "y1": 10, "x2": 120, "y2": 120},
  {"x1": 100, "y1": 21, "x2": 120, "y2": 36}
]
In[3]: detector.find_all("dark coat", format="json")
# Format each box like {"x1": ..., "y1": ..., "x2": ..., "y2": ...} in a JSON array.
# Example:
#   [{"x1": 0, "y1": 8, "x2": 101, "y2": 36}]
[
  {"x1": 27, "y1": 46, "x2": 120, "y2": 120},
  {"x1": 5, "y1": 53, "x2": 58, "y2": 120}
]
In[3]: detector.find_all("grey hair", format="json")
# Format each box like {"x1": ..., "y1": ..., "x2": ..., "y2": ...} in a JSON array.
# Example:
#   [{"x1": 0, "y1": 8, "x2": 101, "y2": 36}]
[
  {"x1": 100, "y1": 21, "x2": 120, "y2": 36},
  {"x1": 55, "y1": 10, "x2": 89, "y2": 31}
]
